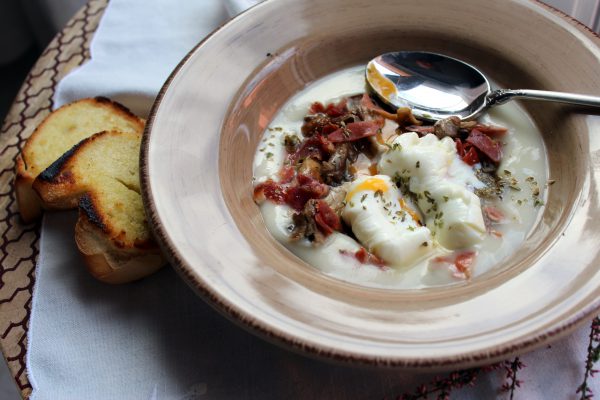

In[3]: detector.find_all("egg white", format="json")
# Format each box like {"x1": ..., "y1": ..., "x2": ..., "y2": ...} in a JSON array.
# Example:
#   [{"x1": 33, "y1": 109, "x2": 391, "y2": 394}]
[
  {"x1": 378, "y1": 132, "x2": 486, "y2": 250},
  {"x1": 342, "y1": 175, "x2": 433, "y2": 267}
]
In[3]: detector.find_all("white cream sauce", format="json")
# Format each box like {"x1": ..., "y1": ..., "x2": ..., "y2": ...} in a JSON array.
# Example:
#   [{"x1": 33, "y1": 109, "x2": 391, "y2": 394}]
[{"x1": 253, "y1": 66, "x2": 547, "y2": 289}]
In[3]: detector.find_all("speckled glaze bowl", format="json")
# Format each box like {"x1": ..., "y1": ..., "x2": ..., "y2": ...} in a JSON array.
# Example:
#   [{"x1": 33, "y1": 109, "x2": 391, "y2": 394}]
[{"x1": 141, "y1": 0, "x2": 600, "y2": 368}]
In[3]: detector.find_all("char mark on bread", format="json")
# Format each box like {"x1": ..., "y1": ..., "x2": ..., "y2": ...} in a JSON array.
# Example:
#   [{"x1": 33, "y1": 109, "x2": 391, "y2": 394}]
[
  {"x1": 36, "y1": 138, "x2": 92, "y2": 183},
  {"x1": 93, "y1": 96, "x2": 138, "y2": 118},
  {"x1": 79, "y1": 192, "x2": 107, "y2": 232},
  {"x1": 14, "y1": 97, "x2": 145, "y2": 222}
]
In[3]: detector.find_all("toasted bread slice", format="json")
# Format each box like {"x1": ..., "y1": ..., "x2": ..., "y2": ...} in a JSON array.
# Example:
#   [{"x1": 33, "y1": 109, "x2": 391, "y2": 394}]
[
  {"x1": 33, "y1": 130, "x2": 165, "y2": 284},
  {"x1": 15, "y1": 97, "x2": 144, "y2": 222}
]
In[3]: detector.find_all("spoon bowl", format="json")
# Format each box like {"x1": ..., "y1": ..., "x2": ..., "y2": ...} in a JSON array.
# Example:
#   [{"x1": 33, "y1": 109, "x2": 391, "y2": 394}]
[{"x1": 367, "y1": 51, "x2": 600, "y2": 121}]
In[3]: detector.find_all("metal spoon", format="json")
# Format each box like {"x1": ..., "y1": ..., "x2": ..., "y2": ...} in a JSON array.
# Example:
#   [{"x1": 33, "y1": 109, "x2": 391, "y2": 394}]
[{"x1": 366, "y1": 51, "x2": 600, "y2": 122}]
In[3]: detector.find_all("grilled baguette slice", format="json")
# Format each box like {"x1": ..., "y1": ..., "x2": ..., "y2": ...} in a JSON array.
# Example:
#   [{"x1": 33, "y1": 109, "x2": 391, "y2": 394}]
[
  {"x1": 33, "y1": 130, "x2": 165, "y2": 284},
  {"x1": 15, "y1": 97, "x2": 144, "y2": 222}
]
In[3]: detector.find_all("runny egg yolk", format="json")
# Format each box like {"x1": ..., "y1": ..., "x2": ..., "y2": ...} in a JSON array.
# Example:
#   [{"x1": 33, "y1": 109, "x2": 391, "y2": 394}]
[
  {"x1": 346, "y1": 177, "x2": 389, "y2": 202},
  {"x1": 367, "y1": 63, "x2": 397, "y2": 101},
  {"x1": 399, "y1": 198, "x2": 422, "y2": 225}
]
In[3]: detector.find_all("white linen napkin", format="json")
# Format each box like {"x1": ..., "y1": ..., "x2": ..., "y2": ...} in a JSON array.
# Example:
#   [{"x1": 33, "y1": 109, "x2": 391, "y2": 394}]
[
  {"x1": 53, "y1": 0, "x2": 231, "y2": 115},
  {"x1": 27, "y1": 0, "x2": 600, "y2": 399}
]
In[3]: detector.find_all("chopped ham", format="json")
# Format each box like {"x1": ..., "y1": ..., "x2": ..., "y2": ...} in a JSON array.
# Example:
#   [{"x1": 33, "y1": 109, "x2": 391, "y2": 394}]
[
  {"x1": 285, "y1": 174, "x2": 329, "y2": 210},
  {"x1": 327, "y1": 121, "x2": 381, "y2": 142},
  {"x1": 355, "y1": 248, "x2": 386, "y2": 268},
  {"x1": 454, "y1": 251, "x2": 476, "y2": 279},
  {"x1": 472, "y1": 123, "x2": 508, "y2": 137},
  {"x1": 314, "y1": 200, "x2": 342, "y2": 235},
  {"x1": 279, "y1": 165, "x2": 295, "y2": 184},
  {"x1": 309, "y1": 102, "x2": 325, "y2": 114},
  {"x1": 483, "y1": 205, "x2": 504, "y2": 222},
  {"x1": 324, "y1": 100, "x2": 348, "y2": 117},
  {"x1": 455, "y1": 139, "x2": 479, "y2": 165},
  {"x1": 310, "y1": 99, "x2": 348, "y2": 117},
  {"x1": 466, "y1": 129, "x2": 502, "y2": 163},
  {"x1": 360, "y1": 94, "x2": 397, "y2": 120},
  {"x1": 432, "y1": 251, "x2": 477, "y2": 280},
  {"x1": 340, "y1": 248, "x2": 387, "y2": 269},
  {"x1": 291, "y1": 134, "x2": 335, "y2": 162},
  {"x1": 254, "y1": 175, "x2": 329, "y2": 211},
  {"x1": 462, "y1": 146, "x2": 480, "y2": 166},
  {"x1": 253, "y1": 180, "x2": 286, "y2": 204},
  {"x1": 455, "y1": 138, "x2": 465, "y2": 157}
]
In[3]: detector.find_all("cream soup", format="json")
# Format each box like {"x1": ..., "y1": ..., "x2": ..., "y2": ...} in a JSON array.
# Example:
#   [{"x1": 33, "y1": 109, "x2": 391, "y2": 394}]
[{"x1": 253, "y1": 66, "x2": 547, "y2": 289}]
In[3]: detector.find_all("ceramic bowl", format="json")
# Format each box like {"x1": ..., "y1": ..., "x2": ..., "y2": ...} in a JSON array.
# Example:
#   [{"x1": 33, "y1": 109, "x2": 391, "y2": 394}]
[{"x1": 141, "y1": 0, "x2": 600, "y2": 368}]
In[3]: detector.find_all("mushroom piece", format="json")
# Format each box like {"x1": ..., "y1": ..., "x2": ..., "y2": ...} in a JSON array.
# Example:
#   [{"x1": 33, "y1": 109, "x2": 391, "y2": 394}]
[
  {"x1": 321, "y1": 143, "x2": 359, "y2": 185},
  {"x1": 433, "y1": 116, "x2": 461, "y2": 139},
  {"x1": 297, "y1": 158, "x2": 322, "y2": 181}
]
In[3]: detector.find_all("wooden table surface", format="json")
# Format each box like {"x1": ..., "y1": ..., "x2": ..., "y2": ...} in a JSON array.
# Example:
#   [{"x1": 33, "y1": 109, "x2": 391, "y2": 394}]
[{"x1": 0, "y1": 1, "x2": 108, "y2": 397}]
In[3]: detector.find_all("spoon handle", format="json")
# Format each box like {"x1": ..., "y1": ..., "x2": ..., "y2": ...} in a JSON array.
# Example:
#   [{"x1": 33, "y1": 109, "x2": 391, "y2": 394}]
[{"x1": 487, "y1": 89, "x2": 600, "y2": 108}]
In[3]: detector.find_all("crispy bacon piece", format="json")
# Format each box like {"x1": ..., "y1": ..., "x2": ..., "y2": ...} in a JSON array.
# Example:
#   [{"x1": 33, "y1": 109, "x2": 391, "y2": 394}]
[
  {"x1": 327, "y1": 121, "x2": 381, "y2": 142},
  {"x1": 301, "y1": 115, "x2": 338, "y2": 137},
  {"x1": 325, "y1": 100, "x2": 348, "y2": 117},
  {"x1": 455, "y1": 138, "x2": 465, "y2": 157},
  {"x1": 454, "y1": 251, "x2": 476, "y2": 279},
  {"x1": 432, "y1": 251, "x2": 476, "y2": 279},
  {"x1": 455, "y1": 139, "x2": 479, "y2": 165},
  {"x1": 279, "y1": 165, "x2": 295, "y2": 184},
  {"x1": 253, "y1": 180, "x2": 286, "y2": 204},
  {"x1": 340, "y1": 248, "x2": 387, "y2": 269},
  {"x1": 360, "y1": 93, "x2": 378, "y2": 110},
  {"x1": 291, "y1": 198, "x2": 340, "y2": 243},
  {"x1": 314, "y1": 200, "x2": 341, "y2": 235},
  {"x1": 462, "y1": 146, "x2": 480, "y2": 166},
  {"x1": 285, "y1": 174, "x2": 329, "y2": 210},
  {"x1": 309, "y1": 99, "x2": 348, "y2": 117},
  {"x1": 321, "y1": 123, "x2": 339, "y2": 136},
  {"x1": 483, "y1": 205, "x2": 504, "y2": 222},
  {"x1": 466, "y1": 129, "x2": 502, "y2": 163},
  {"x1": 255, "y1": 175, "x2": 329, "y2": 211},
  {"x1": 360, "y1": 94, "x2": 397, "y2": 120},
  {"x1": 309, "y1": 102, "x2": 325, "y2": 114},
  {"x1": 472, "y1": 123, "x2": 508, "y2": 137},
  {"x1": 355, "y1": 248, "x2": 386, "y2": 268},
  {"x1": 291, "y1": 134, "x2": 335, "y2": 162}
]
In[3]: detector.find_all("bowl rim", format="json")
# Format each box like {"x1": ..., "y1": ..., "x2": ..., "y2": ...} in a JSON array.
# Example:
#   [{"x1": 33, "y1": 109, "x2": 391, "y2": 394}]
[{"x1": 140, "y1": 0, "x2": 600, "y2": 368}]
